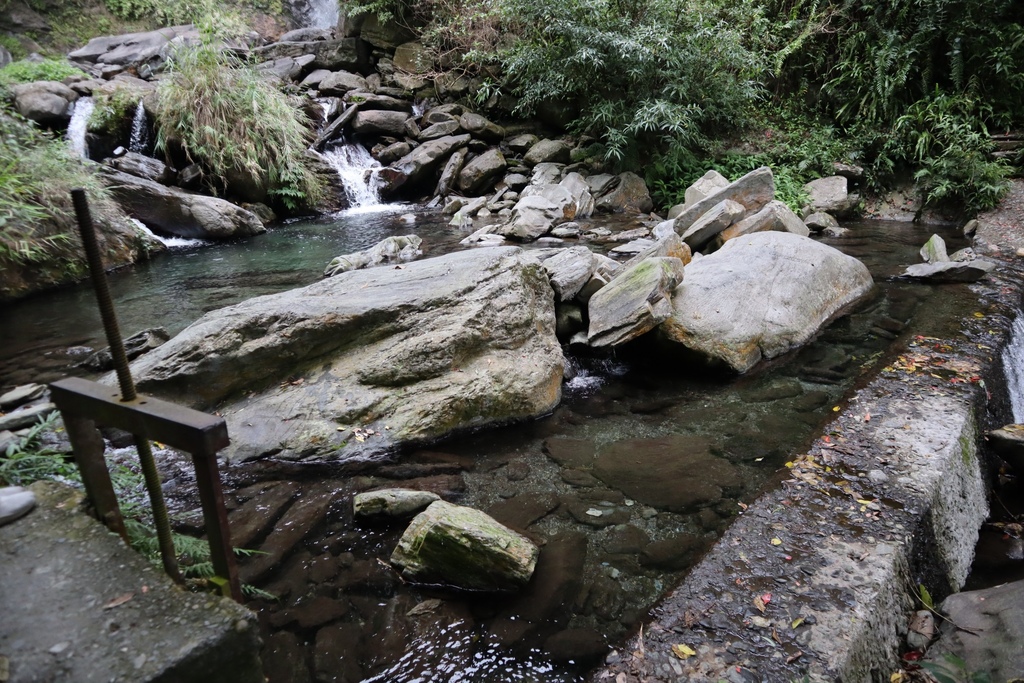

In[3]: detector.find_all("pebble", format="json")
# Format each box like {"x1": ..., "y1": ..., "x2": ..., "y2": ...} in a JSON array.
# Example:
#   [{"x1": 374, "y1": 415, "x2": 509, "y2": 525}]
[{"x1": 867, "y1": 469, "x2": 889, "y2": 484}]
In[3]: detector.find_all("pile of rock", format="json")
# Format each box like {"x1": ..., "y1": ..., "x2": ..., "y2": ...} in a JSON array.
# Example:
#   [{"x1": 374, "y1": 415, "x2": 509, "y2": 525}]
[{"x1": 902, "y1": 233, "x2": 996, "y2": 282}]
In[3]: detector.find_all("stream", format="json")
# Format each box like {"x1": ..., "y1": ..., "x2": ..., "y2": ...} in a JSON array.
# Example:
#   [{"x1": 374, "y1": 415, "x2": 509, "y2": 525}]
[{"x1": 0, "y1": 205, "x2": 982, "y2": 681}]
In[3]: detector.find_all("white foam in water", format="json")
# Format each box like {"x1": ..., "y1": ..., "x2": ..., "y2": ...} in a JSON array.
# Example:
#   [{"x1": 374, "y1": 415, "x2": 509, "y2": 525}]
[
  {"x1": 66, "y1": 97, "x2": 94, "y2": 158},
  {"x1": 319, "y1": 143, "x2": 414, "y2": 215},
  {"x1": 128, "y1": 99, "x2": 149, "y2": 153},
  {"x1": 307, "y1": 0, "x2": 339, "y2": 28},
  {"x1": 131, "y1": 219, "x2": 208, "y2": 249},
  {"x1": 1003, "y1": 313, "x2": 1024, "y2": 422},
  {"x1": 563, "y1": 356, "x2": 629, "y2": 396}
]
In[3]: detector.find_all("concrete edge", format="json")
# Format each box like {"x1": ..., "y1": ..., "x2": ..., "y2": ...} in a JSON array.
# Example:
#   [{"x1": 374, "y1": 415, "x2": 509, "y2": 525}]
[{"x1": 593, "y1": 266, "x2": 1019, "y2": 682}]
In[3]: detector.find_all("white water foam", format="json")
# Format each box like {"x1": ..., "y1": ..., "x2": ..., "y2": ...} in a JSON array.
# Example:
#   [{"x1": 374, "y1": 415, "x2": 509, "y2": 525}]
[
  {"x1": 128, "y1": 99, "x2": 149, "y2": 153},
  {"x1": 319, "y1": 142, "x2": 409, "y2": 214},
  {"x1": 1003, "y1": 313, "x2": 1024, "y2": 422},
  {"x1": 131, "y1": 219, "x2": 209, "y2": 249},
  {"x1": 307, "y1": 0, "x2": 339, "y2": 29},
  {"x1": 67, "y1": 97, "x2": 94, "y2": 158}
]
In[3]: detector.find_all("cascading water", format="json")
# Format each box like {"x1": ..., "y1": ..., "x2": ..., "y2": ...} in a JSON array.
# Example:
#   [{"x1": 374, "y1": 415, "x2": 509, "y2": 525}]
[
  {"x1": 1002, "y1": 313, "x2": 1024, "y2": 421},
  {"x1": 128, "y1": 99, "x2": 149, "y2": 153},
  {"x1": 306, "y1": 0, "x2": 339, "y2": 29},
  {"x1": 320, "y1": 142, "x2": 388, "y2": 211},
  {"x1": 130, "y1": 218, "x2": 208, "y2": 249},
  {"x1": 66, "y1": 97, "x2": 94, "y2": 158}
]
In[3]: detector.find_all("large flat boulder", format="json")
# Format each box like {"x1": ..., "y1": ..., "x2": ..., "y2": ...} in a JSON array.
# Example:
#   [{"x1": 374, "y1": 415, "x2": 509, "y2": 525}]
[
  {"x1": 659, "y1": 231, "x2": 873, "y2": 372},
  {"x1": 126, "y1": 247, "x2": 563, "y2": 462},
  {"x1": 588, "y1": 256, "x2": 685, "y2": 347},
  {"x1": 11, "y1": 81, "x2": 77, "y2": 126},
  {"x1": 68, "y1": 25, "x2": 198, "y2": 69},
  {"x1": 99, "y1": 167, "x2": 265, "y2": 240}
]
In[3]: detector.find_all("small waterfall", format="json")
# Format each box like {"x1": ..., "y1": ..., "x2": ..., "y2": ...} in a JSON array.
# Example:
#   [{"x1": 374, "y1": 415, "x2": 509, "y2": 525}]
[
  {"x1": 307, "y1": 0, "x2": 339, "y2": 29},
  {"x1": 321, "y1": 142, "x2": 387, "y2": 211},
  {"x1": 128, "y1": 99, "x2": 149, "y2": 153},
  {"x1": 131, "y1": 219, "x2": 208, "y2": 249},
  {"x1": 67, "y1": 97, "x2": 94, "y2": 158},
  {"x1": 1003, "y1": 314, "x2": 1024, "y2": 422}
]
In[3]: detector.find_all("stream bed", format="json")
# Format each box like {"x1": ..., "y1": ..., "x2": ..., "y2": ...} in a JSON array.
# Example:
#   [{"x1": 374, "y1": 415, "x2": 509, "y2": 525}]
[{"x1": 0, "y1": 212, "x2": 981, "y2": 682}]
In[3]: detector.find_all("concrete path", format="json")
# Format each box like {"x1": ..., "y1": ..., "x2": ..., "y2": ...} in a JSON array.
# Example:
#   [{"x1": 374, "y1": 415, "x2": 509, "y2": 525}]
[{"x1": 0, "y1": 481, "x2": 263, "y2": 683}]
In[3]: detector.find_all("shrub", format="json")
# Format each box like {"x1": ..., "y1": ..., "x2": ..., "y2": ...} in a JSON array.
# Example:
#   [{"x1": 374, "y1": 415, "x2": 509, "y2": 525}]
[
  {"x1": 0, "y1": 58, "x2": 85, "y2": 85},
  {"x1": 155, "y1": 16, "x2": 323, "y2": 210},
  {"x1": 0, "y1": 112, "x2": 110, "y2": 273}
]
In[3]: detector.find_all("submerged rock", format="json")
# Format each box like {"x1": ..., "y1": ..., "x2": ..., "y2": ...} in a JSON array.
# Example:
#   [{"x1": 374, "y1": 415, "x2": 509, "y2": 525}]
[
  {"x1": 986, "y1": 424, "x2": 1024, "y2": 474},
  {"x1": 390, "y1": 500, "x2": 540, "y2": 591},
  {"x1": 902, "y1": 260, "x2": 995, "y2": 282},
  {"x1": 660, "y1": 232, "x2": 873, "y2": 372},
  {"x1": 323, "y1": 235, "x2": 422, "y2": 277},
  {"x1": 353, "y1": 489, "x2": 440, "y2": 519},
  {"x1": 126, "y1": 247, "x2": 563, "y2": 462}
]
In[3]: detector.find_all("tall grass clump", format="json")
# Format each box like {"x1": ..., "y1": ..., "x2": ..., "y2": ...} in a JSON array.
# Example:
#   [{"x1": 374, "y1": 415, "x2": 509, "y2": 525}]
[
  {"x1": 0, "y1": 112, "x2": 134, "y2": 298},
  {"x1": 155, "y1": 13, "x2": 323, "y2": 210}
]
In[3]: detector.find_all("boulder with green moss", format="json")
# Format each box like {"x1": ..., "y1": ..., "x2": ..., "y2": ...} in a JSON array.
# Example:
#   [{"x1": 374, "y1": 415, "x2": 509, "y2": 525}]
[{"x1": 390, "y1": 500, "x2": 540, "y2": 591}]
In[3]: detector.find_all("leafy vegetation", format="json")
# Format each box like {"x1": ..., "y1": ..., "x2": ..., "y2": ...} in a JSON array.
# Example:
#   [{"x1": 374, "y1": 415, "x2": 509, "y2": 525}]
[
  {"x1": 0, "y1": 112, "x2": 113, "y2": 279},
  {"x1": 0, "y1": 58, "x2": 85, "y2": 86},
  {"x1": 154, "y1": 12, "x2": 323, "y2": 210},
  {"x1": 1, "y1": 415, "x2": 271, "y2": 599}
]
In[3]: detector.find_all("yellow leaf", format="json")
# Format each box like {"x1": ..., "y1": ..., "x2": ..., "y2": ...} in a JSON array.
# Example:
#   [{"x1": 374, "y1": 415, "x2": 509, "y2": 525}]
[
  {"x1": 791, "y1": 617, "x2": 804, "y2": 629},
  {"x1": 832, "y1": 406, "x2": 840, "y2": 412},
  {"x1": 770, "y1": 538, "x2": 782, "y2": 546},
  {"x1": 856, "y1": 499, "x2": 873, "y2": 505},
  {"x1": 671, "y1": 644, "x2": 696, "y2": 659},
  {"x1": 973, "y1": 312, "x2": 984, "y2": 318},
  {"x1": 785, "y1": 461, "x2": 795, "y2": 468}
]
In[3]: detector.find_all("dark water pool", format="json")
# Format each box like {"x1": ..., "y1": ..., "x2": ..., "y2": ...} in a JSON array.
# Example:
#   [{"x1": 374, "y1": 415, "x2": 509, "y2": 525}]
[{"x1": 0, "y1": 212, "x2": 979, "y2": 682}]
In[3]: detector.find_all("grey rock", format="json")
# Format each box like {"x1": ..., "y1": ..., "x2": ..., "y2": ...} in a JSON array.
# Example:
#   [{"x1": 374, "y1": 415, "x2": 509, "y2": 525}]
[
  {"x1": 390, "y1": 500, "x2": 540, "y2": 591},
  {"x1": 324, "y1": 235, "x2": 422, "y2": 277},
  {"x1": 252, "y1": 38, "x2": 363, "y2": 72},
  {"x1": 623, "y1": 232, "x2": 692, "y2": 270},
  {"x1": 832, "y1": 162, "x2": 864, "y2": 180},
  {"x1": 256, "y1": 56, "x2": 309, "y2": 82},
  {"x1": 920, "y1": 234, "x2": 950, "y2": 263},
  {"x1": 393, "y1": 41, "x2": 432, "y2": 74},
  {"x1": 586, "y1": 174, "x2": 617, "y2": 197},
  {"x1": 419, "y1": 120, "x2": 461, "y2": 140},
  {"x1": 318, "y1": 70, "x2": 367, "y2": 95},
  {"x1": 459, "y1": 112, "x2": 504, "y2": 143},
  {"x1": 99, "y1": 167, "x2": 264, "y2": 240},
  {"x1": 609, "y1": 238, "x2": 654, "y2": 255},
  {"x1": 949, "y1": 247, "x2": 977, "y2": 262},
  {"x1": 299, "y1": 68, "x2": 331, "y2": 87},
  {"x1": 435, "y1": 147, "x2": 468, "y2": 198},
  {"x1": 543, "y1": 247, "x2": 598, "y2": 302},
  {"x1": 497, "y1": 194, "x2": 565, "y2": 241},
  {"x1": 69, "y1": 25, "x2": 198, "y2": 69},
  {"x1": 824, "y1": 225, "x2": 849, "y2": 237},
  {"x1": 559, "y1": 172, "x2": 595, "y2": 219},
  {"x1": 679, "y1": 198, "x2": 745, "y2": 251},
  {"x1": 804, "y1": 211, "x2": 839, "y2": 232},
  {"x1": 457, "y1": 148, "x2": 507, "y2": 195},
  {"x1": 671, "y1": 166, "x2": 774, "y2": 234},
  {"x1": 105, "y1": 152, "x2": 175, "y2": 185},
  {"x1": 715, "y1": 200, "x2": 809, "y2": 246},
  {"x1": 0, "y1": 384, "x2": 46, "y2": 410},
  {"x1": 390, "y1": 134, "x2": 472, "y2": 189},
  {"x1": 79, "y1": 327, "x2": 170, "y2": 371},
  {"x1": 902, "y1": 260, "x2": 996, "y2": 282},
  {"x1": 524, "y1": 139, "x2": 571, "y2": 166},
  {"x1": 350, "y1": 109, "x2": 409, "y2": 136},
  {"x1": 929, "y1": 580, "x2": 1024, "y2": 683},
  {"x1": 594, "y1": 172, "x2": 653, "y2": 214},
  {"x1": 353, "y1": 489, "x2": 440, "y2": 518},
  {"x1": 507, "y1": 134, "x2": 538, "y2": 154},
  {"x1": 376, "y1": 141, "x2": 412, "y2": 166},
  {"x1": 279, "y1": 27, "x2": 332, "y2": 43},
  {"x1": 11, "y1": 81, "x2": 77, "y2": 126},
  {"x1": 126, "y1": 247, "x2": 563, "y2": 462},
  {"x1": 0, "y1": 403, "x2": 56, "y2": 432},
  {"x1": 660, "y1": 232, "x2": 873, "y2": 372},
  {"x1": 531, "y1": 162, "x2": 564, "y2": 186},
  {"x1": 988, "y1": 424, "x2": 1024, "y2": 473},
  {"x1": 345, "y1": 91, "x2": 411, "y2": 112},
  {"x1": 684, "y1": 170, "x2": 729, "y2": 207},
  {"x1": 359, "y1": 14, "x2": 416, "y2": 50},
  {"x1": 804, "y1": 175, "x2": 854, "y2": 217},
  {"x1": 588, "y1": 256, "x2": 685, "y2": 347}
]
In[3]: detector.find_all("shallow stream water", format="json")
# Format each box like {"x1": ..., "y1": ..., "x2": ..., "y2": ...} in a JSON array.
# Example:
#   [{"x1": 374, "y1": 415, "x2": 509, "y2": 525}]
[{"x1": 0, "y1": 212, "x2": 980, "y2": 682}]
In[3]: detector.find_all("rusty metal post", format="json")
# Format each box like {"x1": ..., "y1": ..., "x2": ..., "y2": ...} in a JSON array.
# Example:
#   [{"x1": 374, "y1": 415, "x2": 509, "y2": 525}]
[
  {"x1": 61, "y1": 414, "x2": 128, "y2": 541},
  {"x1": 191, "y1": 449, "x2": 241, "y2": 601},
  {"x1": 71, "y1": 188, "x2": 181, "y2": 584}
]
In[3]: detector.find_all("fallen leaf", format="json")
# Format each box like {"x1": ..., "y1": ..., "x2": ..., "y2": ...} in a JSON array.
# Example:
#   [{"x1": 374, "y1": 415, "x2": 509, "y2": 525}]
[
  {"x1": 102, "y1": 592, "x2": 134, "y2": 610},
  {"x1": 760, "y1": 592, "x2": 772, "y2": 605},
  {"x1": 786, "y1": 651, "x2": 804, "y2": 664},
  {"x1": 791, "y1": 617, "x2": 804, "y2": 629},
  {"x1": 671, "y1": 643, "x2": 696, "y2": 659},
  {"x1": 753, "y1": 595, "x2": 766, "y2": 613},
  {"x1": 770, "y1": 538, "x2": 782, "y2": 546}
]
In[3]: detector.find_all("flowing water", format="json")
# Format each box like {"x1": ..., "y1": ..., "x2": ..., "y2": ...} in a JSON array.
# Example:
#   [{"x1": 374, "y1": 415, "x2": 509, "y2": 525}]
[
  {"x1": 66, "y1": 97, "x2": 94, "y2": 158},
  {"x1": 1002, "y1": 314, "x2": 1024, "y2": 422},
  {"x1": 320, "y1": 142, "x2": 393, "y2": 212},
  {"x1": 128, "y1": 99, "x2": 149, "y2": 154},
  {"x1": 0, "y1": 214, "x2": 979, "y2": 682},
  {"x1": 306, "y1": 0, "x2": 340, "y2": 29}
]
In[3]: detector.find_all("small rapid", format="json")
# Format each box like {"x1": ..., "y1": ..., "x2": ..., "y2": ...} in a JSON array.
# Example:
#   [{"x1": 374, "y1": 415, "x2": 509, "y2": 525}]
[
  {"x1": 66, "y1": 97, "x2": 94, "y2": 158},
  {"x1": 320, "y1": 142, "x2": 400, "y2": 214},
  {"x1": 1002, "y1": 313, "x2": 1024, "y2": 421},
  {"x1": 128, "y1": 99, "x2": 149, "y2": 153}
]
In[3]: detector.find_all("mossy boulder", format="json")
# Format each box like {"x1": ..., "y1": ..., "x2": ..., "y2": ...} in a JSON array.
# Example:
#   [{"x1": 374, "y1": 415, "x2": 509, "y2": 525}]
[{"x1": 390, "y1": 501, "x2": 540, "y2": 591}]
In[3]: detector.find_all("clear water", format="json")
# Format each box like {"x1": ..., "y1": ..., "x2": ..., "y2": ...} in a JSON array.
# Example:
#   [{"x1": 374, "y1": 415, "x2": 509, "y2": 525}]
[
  {"x1": 0, "y1": 215, "x2": 978, "y2": 682},
  {"x1": 307, "y1": 0, "x2": 340, "y2": 29}
]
